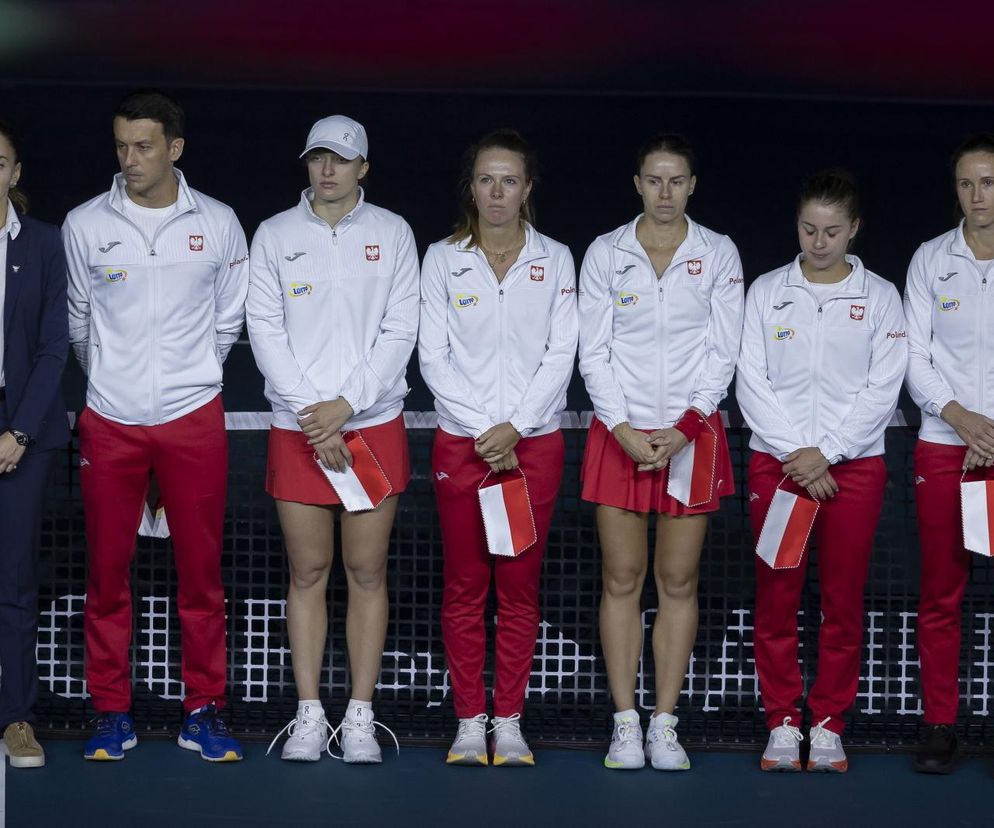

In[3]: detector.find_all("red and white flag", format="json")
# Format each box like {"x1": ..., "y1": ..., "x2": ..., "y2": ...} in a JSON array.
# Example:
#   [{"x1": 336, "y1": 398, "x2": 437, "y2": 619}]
[
  {"x1": 314, "y1": 431, "x2": 392, "y2": 512},
  {"x1": 667, "y1": 423, "x2": 718, "y2": 507},
  {"x1": 478, "y1": 470, "x2": 537, "y2": 558},
  {"x1": 755, "y1": 486, "x2": 819, "y2": 570},
  {"x1": 961, "y1": 477, "x2": 994, "y2": 557}
]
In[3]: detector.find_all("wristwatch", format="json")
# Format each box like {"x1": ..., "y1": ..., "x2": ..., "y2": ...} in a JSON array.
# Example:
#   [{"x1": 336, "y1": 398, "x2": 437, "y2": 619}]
[{"x1": 10, "y1": 429, "x2": 32, "y2": 447}]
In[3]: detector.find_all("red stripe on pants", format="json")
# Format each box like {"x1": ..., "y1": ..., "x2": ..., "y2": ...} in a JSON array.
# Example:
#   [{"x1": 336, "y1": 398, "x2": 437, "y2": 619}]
[
  {"x1": 433, "y1": 429, "x2": 564, "y2": 719},
  {"x1": 80, "y1": 396, "x2": 229, "y2": 713},
  {"x1": 914, "y1": 439, "x2": 974, "y2": 725},
  {"x1": 748, "y1": 451, "x2": 885, "y2": 735}
]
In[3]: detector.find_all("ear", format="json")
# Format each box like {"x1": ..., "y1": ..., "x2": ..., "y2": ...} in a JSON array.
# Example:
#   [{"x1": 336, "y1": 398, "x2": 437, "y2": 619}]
[
  {"x1": 522, "y1": 178, "x2": 533, "y2": 202},
  {"x1": 11, "y1": 161, "x2": 21, "y2": 188},
  {"x1": 168, "y1": 137, "x2": 185, "y2": 163},
  {"x1": 633, "y1": 173, "x2": 643, "y2": 196},
  {"x1": 358, "y1": 160, "x2": 370, "y2": 180},
  {"x1": 849, "y1": 218, "x2": 861, "y2": 240},
  {"x1": 689, "y1": 174, "x2": 697, "y2": 195}
]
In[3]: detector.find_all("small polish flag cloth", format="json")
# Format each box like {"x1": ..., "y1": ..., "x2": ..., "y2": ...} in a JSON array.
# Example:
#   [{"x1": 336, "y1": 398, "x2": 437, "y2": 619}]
[
  {"x1": 314, "y1": 431, "x2": 392, "y2": 512},
  {"x1": 478, "y1": 469, "x2": 538, "y2": 558},
  {"x1": 138, "y1": 501, "x2": 170, "y2": 539},
  {"x1": 961, "y1": 471, "x2": 994, "y2": 557},
  {"x1": 755, "y1": 481, "x2": 819, "y2": 570},
  {"x1": 667, "y1": 420, "x2": 718, "y2": 507}
]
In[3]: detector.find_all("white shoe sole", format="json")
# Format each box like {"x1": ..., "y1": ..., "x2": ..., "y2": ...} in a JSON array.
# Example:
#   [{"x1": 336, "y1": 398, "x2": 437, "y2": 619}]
[
  {"x1": 7, "y1": 753, "x2": 45, "y2": 768},
  {"x1": 281, "y1": 750, "x2": 322, "y2": 762},
  {"x1": 177, "y1": 735, "x2": 242, "y2": 762},
  {"x1": 604, "y1": 753, "x2": 645, "y2": 770},
  {"x1": 84, "y1": 734, "x2": 137, "y2": 761},
  {"x1": 761, "y1": 755, "x2": 802, "y2": 772}
]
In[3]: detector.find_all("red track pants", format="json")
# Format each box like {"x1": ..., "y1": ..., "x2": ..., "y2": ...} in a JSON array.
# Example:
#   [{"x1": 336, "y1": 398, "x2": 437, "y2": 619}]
[
  {"x1": 80, "y1": 396, "x2": 229, "y2": 713},
  {"x1": 749, "y1": 451, "x2": 886, "y2": 734},
  {"x1": 914, "y1": 439, "x2": 990, "y2": 725},
  {"x1": 433, "y1": 429, "x2": 564, "y2": 719}
]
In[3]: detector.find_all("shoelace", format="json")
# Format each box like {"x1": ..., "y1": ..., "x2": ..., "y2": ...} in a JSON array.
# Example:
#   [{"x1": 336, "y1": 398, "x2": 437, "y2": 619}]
[
  {"x1": 91, "y1": 713, "x2": 118, "y2": 735},
  {"x1": 772, "y1": 717, "x2": 804, "y2": 747},
  {"x1": 8, "y1": 723, "x2": 33, "y2": 749},
  {"x1": 456, "y1": 713, "x2": 489, "y2": 741},
  {"x1": 809, "y1": 718, "x2": 837, "y2": 748},
  {"x1": 326, "y1": 714, "x2": 400, "y2": 759},
  {"x1": 613, "y1": 720, "x2": 642, "y2": 745},
  {"x1": 266, "y1": 712, "x2": 330, "y2": 756},
  {"x1": 647, "y1": 725, "x2": 680, "y2": 751},
  {"x1": 488, "y1": 712, "x2": 524, "y2": 741},
  {"x1": 193, "y1": 704, "x2": 231, "y2": 737}
]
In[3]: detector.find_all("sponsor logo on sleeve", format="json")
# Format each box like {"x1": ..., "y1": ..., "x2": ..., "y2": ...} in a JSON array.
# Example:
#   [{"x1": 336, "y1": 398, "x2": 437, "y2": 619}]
[
  {"x1": 850, "y1": 304, "x2": 865, "y2": 320},
  {"x1": 365, "y1": 244, "x2": 380, "y2": 261},
  {"x1": 104, "y1": 268, "x2": 127, "y2": 283},
  {"x1": 687, "y1": 259, "x2": 702, "y2": 276},
  {"x1": 773, "y1": 326, "x2": 795, "y2": 341},
  {"x1": 454, "y1": 294, "x2": 479, "y2": 308},
  {"x1": 288, "y1": 282, "x2": 313, "y2": 297},
  {"x1": 615, "y1": 291, "x2": 639, "y2": 307},
  {"x1": 938, "y1": 295, "x2": 960, "y2": 311},
  {"x1": 530, "y1": 265, "x2": 545, "y2": 281},
  {"x1": 189, "y1": 235, "x2": 204, "y2": 251}
]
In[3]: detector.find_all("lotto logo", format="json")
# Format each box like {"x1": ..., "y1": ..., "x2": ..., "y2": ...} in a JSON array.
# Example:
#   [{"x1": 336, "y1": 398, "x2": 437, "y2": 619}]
[
  {"x1": 189, "y1": 235, "x2": 204, "y2": 251},
  {"x1": 939, "y1": 296, "x2": 960, "y2": 312},
  {"x1": 530, "y1": 266, "x2": 545, "y2": 281},
  {"x1": 365, "y1": 245, "x2": 380, "y2": 261},
  {"x1": 774, "y1": 326, "x2": 795, "y2": 341},
  {"x1": 687, "y1": 259, "x2": 702, "y2": 276},
  {"x1": 850, "y1": 305, "x2": 865, "y2": 320},
  {"x1": 616, "y1": 292, "x2": 639, "y2": 307}
]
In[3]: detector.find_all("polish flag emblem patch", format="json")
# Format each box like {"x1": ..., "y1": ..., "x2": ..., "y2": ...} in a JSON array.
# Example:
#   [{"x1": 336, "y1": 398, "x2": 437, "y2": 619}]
[
  {"x1": 961, "y1": 475, "x2": 994, "y2": 557},
  {"x1": 755, "y1": 485, "x2": 820, "y2": 569},
  {"x1": 687, "y1": 259, "x2": 702, "y2": 276},
  {"x1": 365, "y1": 245, "x2": 380, "y2": 261},
  {"x1": 667, "y1": 421, "x2": 718, "y2": 507},
  {"x1": 478, "y1": 470, "x2": 538, "y2": 557},
  {"x1": 850, "y1": 304, "x2": 865, "y2": 320},
  {"x1": 189, "y1": 235, "x2": 204, "y2": 251},
  {"x1": 314, "y1": 432, "x2": 392, "y2": 512},
  {"x1": 530, "y1": 265, "x2": 545, "y2": 281}
]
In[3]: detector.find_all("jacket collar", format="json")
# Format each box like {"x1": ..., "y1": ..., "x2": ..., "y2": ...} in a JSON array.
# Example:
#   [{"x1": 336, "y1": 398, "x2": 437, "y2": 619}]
[
  {"x1": 454, "y1": 222, "x2": 549, "y2": 262},
  {"x1": 783, "y1": 253, "x2": 869, "y2": 298},
  {"x1": 614, "y1": 214, "x2": 713, "y2": 263},
  {"x1": 298, "y1": 186, "x2": 367, "y2": 229},
  {"x1": 107, "y1": 168, "x2": 197, "y2": 216},
  {"x1": 1, "y1": 199, "x2": 20, "y2": 242}
]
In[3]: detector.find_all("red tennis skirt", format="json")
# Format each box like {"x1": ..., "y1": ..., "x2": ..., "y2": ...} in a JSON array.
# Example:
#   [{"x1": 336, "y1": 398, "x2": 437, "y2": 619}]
[
  {"x1": 266, "y1": 414, "x2": 411, "y2": 506},
  {"x1": 580, "y1": 414, "x2": 734, "y2": 515}
]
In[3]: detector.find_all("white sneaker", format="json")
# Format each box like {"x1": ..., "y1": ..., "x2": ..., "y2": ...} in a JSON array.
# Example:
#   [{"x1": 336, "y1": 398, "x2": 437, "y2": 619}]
[
  {"x1": 645, "y1": 712, "x2": 690, "y2": 771},
  {"x1": 604, "y1": 713, "x2": 645, "y2": 770},
  {"x1": 333, "y1": 704, "x2": 400, "y2": 764},
  {"x1": 761, "y1": 717, "x2": 803, "y2": 772},
  {"x1": 489, "y1": 713, "x2": 534, "y2": 767},
  {"x1": 266, "y1": 703, "x2": 330, "y2": 762},
  {"x1": 447, "y1": 713, "x2": 488, "y2": 766},
  {"x1": 807, "y1": 719, "x2": 848, "y2": 773}
]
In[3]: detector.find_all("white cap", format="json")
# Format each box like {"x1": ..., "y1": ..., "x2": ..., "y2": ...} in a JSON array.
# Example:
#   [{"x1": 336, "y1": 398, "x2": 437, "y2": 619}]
[{"x1": 299, "y1": 115, "x2": 368, "y2": 160}]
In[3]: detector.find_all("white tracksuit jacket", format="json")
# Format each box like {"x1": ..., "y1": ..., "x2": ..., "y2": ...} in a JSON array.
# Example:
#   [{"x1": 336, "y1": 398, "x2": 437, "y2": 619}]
[
  {"x1": 63, "y1": 171, "x2": 249, "y2": 425},
  {"x1": 905, "y1": 222, "x2": 994, "y2": 446},
  {"x1": 418, "y1": 225, "x2": 579, "y2": 438},
  {"x1": 578, "y1": 216, "x2": 744, "y2": 431},
  {"x1": 246, "y1": 188, "x2": 419, "y2": 432},
  {"x1": 736, "y1": 255, "x2": 908, "y2": 462}
]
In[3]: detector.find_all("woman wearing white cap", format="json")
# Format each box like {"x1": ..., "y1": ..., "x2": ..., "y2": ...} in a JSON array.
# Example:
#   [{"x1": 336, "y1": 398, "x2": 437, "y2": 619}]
[
  {"x1": 419, "y1": 129, "x2": 578, "y2": 767},
  {"x1": 247, "y1": 115, "x2": 419, "y2": 763},
  {"x1": 737, "y1": 170, "x2": 906, "y2": 773},
  {"x1": 578, "y1": 133, "x2": 743, "y2": 771}
]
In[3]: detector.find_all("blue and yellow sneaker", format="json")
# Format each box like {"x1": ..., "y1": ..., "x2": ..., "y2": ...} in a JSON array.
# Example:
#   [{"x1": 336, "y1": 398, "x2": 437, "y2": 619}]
[
  {"x1": 178, "y1": 703, "x2": 243, "y2": 762},
  {"x1": 83, "y1": 712, "x2": 138, "y2": 761}
]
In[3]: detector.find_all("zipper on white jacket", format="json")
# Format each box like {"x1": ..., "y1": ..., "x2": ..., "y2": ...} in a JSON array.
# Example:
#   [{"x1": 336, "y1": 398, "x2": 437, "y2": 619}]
[
  {"x1": 981, "y1": 272, "x2": 988, "y2": 416},
  {"x1": 810, "y1": 303, "x2": 824, "y2": 447}
]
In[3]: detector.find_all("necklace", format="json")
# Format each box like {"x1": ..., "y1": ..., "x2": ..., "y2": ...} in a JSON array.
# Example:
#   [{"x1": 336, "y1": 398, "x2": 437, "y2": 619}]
[{"x1": 479, "y1": 231, "x2": 524, "y2": 265}]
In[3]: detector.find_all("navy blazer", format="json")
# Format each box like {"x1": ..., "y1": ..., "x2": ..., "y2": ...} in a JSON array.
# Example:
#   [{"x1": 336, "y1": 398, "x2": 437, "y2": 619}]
[{"x1": 1, "y1": 212, "x2": 70, "y2": 452}]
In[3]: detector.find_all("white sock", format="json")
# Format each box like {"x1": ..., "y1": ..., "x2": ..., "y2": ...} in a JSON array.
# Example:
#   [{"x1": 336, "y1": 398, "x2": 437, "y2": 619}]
[
  {"x1": 347, "y1": 698, "x2": 373, "y2": 716},
  {"x1": 297, "y1": 699, "x2": 324, "y2": 718},
  {"x1": 614, "y1": 709, "x2": 639, "y2": 725}
]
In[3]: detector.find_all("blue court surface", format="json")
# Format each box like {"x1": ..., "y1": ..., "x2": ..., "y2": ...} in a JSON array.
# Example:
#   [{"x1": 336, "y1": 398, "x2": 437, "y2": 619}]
[{"x1": 4, "y1": 740, "x2": 993, "y2": 827}]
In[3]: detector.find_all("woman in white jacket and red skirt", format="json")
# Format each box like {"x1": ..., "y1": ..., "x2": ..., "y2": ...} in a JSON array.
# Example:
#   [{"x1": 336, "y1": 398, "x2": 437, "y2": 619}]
[
  {"x1": 418, "y1": 130, "x2": 578, "y2": 767},
  {"x1": 578, "y1": 133, "x2": 744, "y2": 770},
  {"x1": 737, "y1": 170, "x2": 907, "y2": 773}
]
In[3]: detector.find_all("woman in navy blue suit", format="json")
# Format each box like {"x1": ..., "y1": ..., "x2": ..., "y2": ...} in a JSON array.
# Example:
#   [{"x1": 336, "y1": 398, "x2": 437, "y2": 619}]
[{"x1": 0, "y1": 119, "x2": 70, "y2": 769}]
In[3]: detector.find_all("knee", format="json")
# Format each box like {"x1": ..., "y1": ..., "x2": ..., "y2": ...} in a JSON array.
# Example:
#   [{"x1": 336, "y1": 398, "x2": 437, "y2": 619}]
[
  {"x1": 657, "y1": 573, "x2": 698, "y2": 602},
  {"x1": 344, "y1": 559, "x2": 387, "y2": 593},
  {"x1": 288, "y1": 559, "x2": 331, "y2": 591},
  {"x1": 602, "y1": 563, "x2": 646, "y2": 600}
]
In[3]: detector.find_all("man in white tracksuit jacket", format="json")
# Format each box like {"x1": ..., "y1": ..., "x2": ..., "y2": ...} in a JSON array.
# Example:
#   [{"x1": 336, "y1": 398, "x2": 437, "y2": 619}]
[{"x1": 62, "y1": 90, "x2": 248, "y2": 763}]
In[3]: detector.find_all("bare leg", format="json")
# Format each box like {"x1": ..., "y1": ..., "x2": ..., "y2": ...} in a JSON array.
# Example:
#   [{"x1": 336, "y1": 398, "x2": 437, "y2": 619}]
[
  {"x1": 276, "y1": 500, "x2": 335, "y2": 701},
  {"x1": 652, "y1": 513, "x2": 708, "y2": 715},
  {"x1": 597, "y1": 504, "x2": 650, "y2": 712},
  {"x1": 340, "y1": 495, "x2": 398, "y2": 702}
]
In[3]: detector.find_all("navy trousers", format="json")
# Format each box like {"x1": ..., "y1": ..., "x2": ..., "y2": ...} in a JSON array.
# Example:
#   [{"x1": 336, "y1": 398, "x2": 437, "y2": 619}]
[{"x1": 0, "y1": 424, "x2": 55, "y2": 728}]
